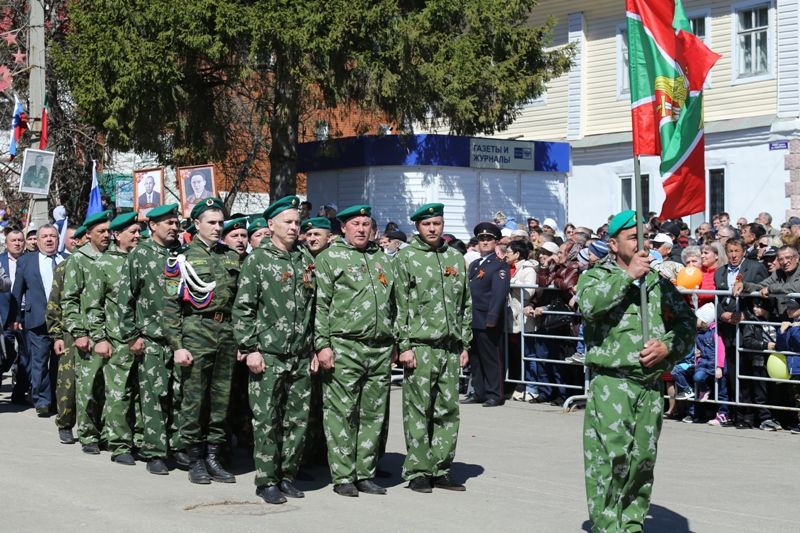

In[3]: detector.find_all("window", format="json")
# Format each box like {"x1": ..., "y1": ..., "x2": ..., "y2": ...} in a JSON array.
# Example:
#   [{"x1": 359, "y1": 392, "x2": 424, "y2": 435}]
[
  {"x1": 617, "y1": 26, "x2": 630, "y2": 99},
  {"x1": 709, "y1": 168, "x2": 725, "y2": 216},
  {"x1": 620, "y1": 174, "x2": 649, "y2": 213},
  {"x1": 314, "y1": 120, "x2": 329, "y2": 141},
  {"x1": 689, "y1": 16, "x2": 706, "y2": 41},
  {"x1": 734, "y1": 3, "x2": 771, "y2": 80},
  {"x1": 688, "y1": 11, "x2": 712, "y2": 87},
  {"x1": 525, "y1": 91, "x2": 547, "y2": 107}
]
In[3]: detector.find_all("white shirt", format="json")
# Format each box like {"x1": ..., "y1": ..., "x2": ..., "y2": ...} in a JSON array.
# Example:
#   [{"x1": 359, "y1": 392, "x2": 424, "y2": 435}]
[
  {"x1": 38, "y1": 252, "x2": 64, "y2": 300},
  {"x1": 8, "y1": 255, "x2": 18, "y2": 284}
]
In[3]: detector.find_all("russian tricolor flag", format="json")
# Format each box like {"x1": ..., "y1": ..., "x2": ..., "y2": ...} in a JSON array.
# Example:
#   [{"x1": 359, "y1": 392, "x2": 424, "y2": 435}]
[{"x1": 9, "y1": 95, "x2": 28, "y2": 161}]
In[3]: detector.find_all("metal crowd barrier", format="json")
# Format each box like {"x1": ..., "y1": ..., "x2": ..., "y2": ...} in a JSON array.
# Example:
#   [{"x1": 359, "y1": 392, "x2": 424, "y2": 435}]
[{"x1": 503, "y1": 283, "x2": 800, "y2": 416}]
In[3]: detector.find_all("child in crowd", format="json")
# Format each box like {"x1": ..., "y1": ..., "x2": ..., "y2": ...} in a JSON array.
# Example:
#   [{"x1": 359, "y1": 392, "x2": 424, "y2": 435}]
[
  {"x1": 669, "y1": 348, "x2": 695, "y2": 421},
  {"x1": 739, "y1": 298, "x2": 782, "y2": 430},
  {"x1": 774, "y1": 298, "x2": 800, "y2": 432},
  {"x1": 692, "y1": 303, "x2": 731, "y2": 425}
]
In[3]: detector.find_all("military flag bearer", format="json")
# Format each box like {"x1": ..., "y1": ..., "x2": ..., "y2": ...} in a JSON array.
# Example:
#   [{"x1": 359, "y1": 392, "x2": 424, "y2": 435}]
[
  {"x1": 393, "y1": 203, "x2": 472, "y2": 492},
  {"x1": 576, "y1": 210, "x2": 695, "y2": 532}
]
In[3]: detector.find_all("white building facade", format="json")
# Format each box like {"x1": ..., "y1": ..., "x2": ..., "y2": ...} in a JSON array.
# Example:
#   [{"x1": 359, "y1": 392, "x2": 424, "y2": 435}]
[{"x1": 474, "y1": 0, "x2": 798, "y2": 230}]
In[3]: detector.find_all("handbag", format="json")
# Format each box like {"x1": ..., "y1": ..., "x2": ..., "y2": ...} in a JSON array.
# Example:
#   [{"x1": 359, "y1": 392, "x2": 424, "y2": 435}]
[{"x1": 540, "y1": 297, "x2": 573, "y2": 332}]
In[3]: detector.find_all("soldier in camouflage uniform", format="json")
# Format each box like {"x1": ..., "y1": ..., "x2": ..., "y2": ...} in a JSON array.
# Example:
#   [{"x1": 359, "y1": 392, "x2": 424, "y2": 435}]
[
  {"x1": 118, "y1": 203, "x2": 182, "y2": 475},
  {"x1": 393, "y1": 203, "x2": 472, "y2": 493},
  {"x1": 233, "y1": 195, "x2": 314, "y2": 505},
  {"x1": 164, "y1": 197, "x2": 240, "y2": 485},
  {"x1": 85, "y1": 212, "x2": 141, "y2": 465},
  {"x1": 300, "y1": 216, "x2": 333, "y2": 466},
  {"x1": 47, "y1": 225, "x2": 82, "y2": 445},
  {"x1": 62, "y1": 211, "x2": 113, "y2": 455},
  {"x1": 575, "y1": 210, "x2": 695, "y2": 533},
  {"x1": 313, "y1": 205, "x2": 396, "y2": 497}
]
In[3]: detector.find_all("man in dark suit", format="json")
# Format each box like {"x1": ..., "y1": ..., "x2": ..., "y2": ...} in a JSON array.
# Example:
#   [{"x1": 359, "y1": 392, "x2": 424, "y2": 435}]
[
  {"x1": 714, "y1": 237, "x2": 768, "y2": 428},
  {"x1": 463, "y1": 222, "x2": 510, "y2": 407},
  {"x1": 10, "y1": 225, "x2": 66, "y2": 416},
  {"x1": 137, "y1": 174, "x2": 162, "y2": 209},
  {"x1": 1, "y1": 229, "x2": 28, "y2": 403}
]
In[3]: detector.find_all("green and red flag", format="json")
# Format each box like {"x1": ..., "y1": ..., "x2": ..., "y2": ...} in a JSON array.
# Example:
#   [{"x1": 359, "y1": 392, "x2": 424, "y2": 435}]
[{"x1": 626, "y1": 0, "x2": 720, "y2": 219}]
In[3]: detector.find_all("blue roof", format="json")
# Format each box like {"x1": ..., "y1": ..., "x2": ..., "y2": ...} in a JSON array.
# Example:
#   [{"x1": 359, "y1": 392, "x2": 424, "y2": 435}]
[{"x1": 297, "y1": 134, "x2": 570, "y2": 173}]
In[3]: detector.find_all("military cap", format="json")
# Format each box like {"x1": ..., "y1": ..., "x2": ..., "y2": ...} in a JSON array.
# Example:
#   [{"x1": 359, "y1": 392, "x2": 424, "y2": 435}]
[
  {"x1": 73, "y1": 225, "x2": 87, "y2": 240},
  {"x1": 83, "y1": 209, "x2": 113, "y2": 229},
  {"x1": 473, "y1": 222, "x2": 501, "y2": 240},
  {"x1": 146, "y1": 203, "x2": 179, "y2": 220},
  {"x1": 385, "y1": 230, "x2": 407, "y2": 243},
  {"x1": 247, "y1": 217, "x2": 268, "y2": 236},
  {"x1": 607, "y1": 210, "x2": 643, "y2": 237},
  {"x1": 190, "y1": 197, "x2": 227, "y2": 221},
  {"x1": 109, "y1": 212, "x2": 139, "y2": 232},
  {"x1": 301, "y1": 216, "x2": 332, "y2": 232},
  {"x1": 263, "y1": 195, "x2": 300, "y2": 220},
  {"x1": 337, "y1": 204, "x2": 371, "y2": 222},
  {"x1": 410, "y1": 202, "x2": 444, "y2": 222},
  {"x1": 140, "y1": 227, "x2": 151, "y2": 239},
  {"x1": 222, "y1": 216, "x2": 248, "y2": 236}
]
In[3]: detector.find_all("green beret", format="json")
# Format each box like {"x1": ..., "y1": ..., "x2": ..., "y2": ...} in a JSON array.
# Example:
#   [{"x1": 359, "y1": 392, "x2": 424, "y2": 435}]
[
  {"x1": 247, "y1": 218, "x2": 268, "y2": 236},
  {"x1": 185, "y1": 223, "x2": 196, "y2": 236},
  {"x1": 73, "y1": 225, "x2": 87, "y2": 240},
  {"x1": 222, "y1": 216, "x2": 248, "y2": 236},
  {"x1": 147, "y1": 203, "x2": 179, "y2": 220},
  {"x1": 83, "y1": 210, "x2": 113, "y2": 229},
  {"x1": 140, "y1": 227, "x2": 151, "y2": 239},
  {"x1": 410, "y1": 202, "x2": 444, "y2": 222},
  {"x1": 263, "y1": 195, "x2": 300, "y2": 220},
  {"x1": 337, "y1": 205, "x2": 371, "y2": 222},
  {"x1": 190, "y1": 197, "x2": 227, "y2": 221},
  {"x1": 109, "y1": 212, "x2": 139, "y2": 232},
  {"x1": 301, "y1": 217, "x2": 331, "y2": 232},
  {"x1": 607, "y1": 210, "x2": 642, "y2": 237}
]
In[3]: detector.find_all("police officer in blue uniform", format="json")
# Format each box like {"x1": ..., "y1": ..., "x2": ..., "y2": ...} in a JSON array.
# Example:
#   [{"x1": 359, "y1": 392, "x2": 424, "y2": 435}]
[{"x1": 463, "y1": 222, "x2": 510, "y2": 407}]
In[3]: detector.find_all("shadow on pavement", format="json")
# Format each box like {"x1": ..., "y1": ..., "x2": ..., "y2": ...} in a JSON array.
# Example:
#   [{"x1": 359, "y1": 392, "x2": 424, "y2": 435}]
[{"x1": 580, "y1": 504, "x2": 694, "y2": 532}]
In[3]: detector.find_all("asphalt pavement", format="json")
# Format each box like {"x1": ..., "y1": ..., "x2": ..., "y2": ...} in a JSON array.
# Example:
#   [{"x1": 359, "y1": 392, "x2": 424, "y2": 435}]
[{"x1": 1, "y1": 381, "x2": 797, "y2": 532}]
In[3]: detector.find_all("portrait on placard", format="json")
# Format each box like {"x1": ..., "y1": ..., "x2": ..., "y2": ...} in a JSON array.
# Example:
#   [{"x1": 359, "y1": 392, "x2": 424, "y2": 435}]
[
  {"x1": 133, "y1": 167, "x2": 164, "y2": 216},
  {"x1": 178, "y1": 164, "x2": 216, "y2": 218},
  {"x1": 19, "y1": 149, "x2": 55, "y2": 196}
]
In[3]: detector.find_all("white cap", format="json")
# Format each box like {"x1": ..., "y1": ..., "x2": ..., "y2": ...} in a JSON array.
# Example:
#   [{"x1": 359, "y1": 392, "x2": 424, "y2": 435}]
[
  {"x1": 511, "y1": 229, "x2": 528, "y2": 238},
  {"x1": 543, "y1": 217, "x2": 558, "y2": 230},
  {"x1": 695, "y1": 302, "x2": 716, "y2": 325},
  {"x1": 500, "y1": 228, "x2": 513, "y2": 237},
  {"x1": 540, "y1": 241, "x2": 560, "y2": 255},
  {"x1": 652, "y1": 233, "x2": 673, "y2": 246}
]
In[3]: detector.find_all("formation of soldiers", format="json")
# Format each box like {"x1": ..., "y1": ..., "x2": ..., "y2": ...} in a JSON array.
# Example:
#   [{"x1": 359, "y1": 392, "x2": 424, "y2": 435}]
[{"x1": 47, "y1": 195, "x2": 473, "y2": 503}]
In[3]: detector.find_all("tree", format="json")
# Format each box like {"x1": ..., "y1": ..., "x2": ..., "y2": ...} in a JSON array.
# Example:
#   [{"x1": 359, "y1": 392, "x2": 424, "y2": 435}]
[{"x1": 56, "y1": 0, "x2": 572, "y2": 201}]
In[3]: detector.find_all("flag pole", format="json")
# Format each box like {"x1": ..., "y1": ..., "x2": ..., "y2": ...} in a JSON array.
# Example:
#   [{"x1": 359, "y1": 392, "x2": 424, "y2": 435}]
[{"x1": 633, "y1": 156, "x2": 649, "y2": 340}]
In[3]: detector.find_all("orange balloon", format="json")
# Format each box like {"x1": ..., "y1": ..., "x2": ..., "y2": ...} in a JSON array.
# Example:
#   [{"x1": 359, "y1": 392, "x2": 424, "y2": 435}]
[{"x1": 676, "y1": 266, "x2": 702, "y2": 289}]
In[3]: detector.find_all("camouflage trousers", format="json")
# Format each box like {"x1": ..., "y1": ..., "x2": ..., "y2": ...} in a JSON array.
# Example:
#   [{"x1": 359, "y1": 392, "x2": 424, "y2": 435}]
[
  {"x1": 54, "y1": 334, "x2": 75, "y2": 430},
  {"x1": 102, "y1": 342, "x2": 138, "y2": 456},
  {"x1": 176, "y1": 316, "x2": 235, "y2": 447},
  {"x1": 75, "y1": 348, "x2": 106, "y2": 445},
  {"x1": 401, "y1": 345, "x2": 461, "y2": 481},
  {"x1": 322, "y1": 338, "x2": 392, "y2": 484},
  {"x1": 137, "y1": 338, "x2": 178, "y2": 459},
  {"x1": 584, "y1": 373, "x2": 663, "y2": 533},
  {"x1": 249, "y1": 352, "x2": 311, "y2": 486}
]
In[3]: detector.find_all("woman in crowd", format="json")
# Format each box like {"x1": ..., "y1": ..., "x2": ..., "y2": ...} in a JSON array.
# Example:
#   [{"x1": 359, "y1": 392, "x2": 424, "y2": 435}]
[
  {"x1": 698, "y1": 243, "x2": 725, "y2": 306},
  {"x1": 505, "y1": 240, "x2": 539, "y2": 402}
]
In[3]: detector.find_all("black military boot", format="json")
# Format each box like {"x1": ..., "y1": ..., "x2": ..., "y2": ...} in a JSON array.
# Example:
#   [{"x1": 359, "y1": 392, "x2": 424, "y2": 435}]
[
  {"x1": 205, "y1": 443, "x2": 236, "y2": 483},
  {"x1": 187, "y1": 444, "x2": 211, "y2": 485}
]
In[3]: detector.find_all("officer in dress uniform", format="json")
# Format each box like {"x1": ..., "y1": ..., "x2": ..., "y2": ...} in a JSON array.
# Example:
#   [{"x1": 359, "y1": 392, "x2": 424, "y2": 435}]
[{"x1": 463, "y1": 222, "x2": 510, "y2": 407}]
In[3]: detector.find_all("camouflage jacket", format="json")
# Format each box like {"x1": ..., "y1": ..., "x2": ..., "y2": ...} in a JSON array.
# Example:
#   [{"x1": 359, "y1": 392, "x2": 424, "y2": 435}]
[
  {"x1": 232, "y1": 239, "x2": 314, "y2": 356},
  {"x1": 576, "y1": 260, "x2": 696, "y2": 384},
  {"x1": 393, "y1": 235, "x2": 472, "y2": 352},
  {"x1": 62, "y1": 242, "x2": 103, "y2": 339},
  {"x1": 85, "y1": 243, "x2": 131, "y2": 344},
  {"x1": 164, "y1": 238, "x2": 240, "y2": 351},
  {"x1": 45, "y1": 256, "x2": 70, "y2": 340},
  {"x1": 314, "y1": 238, "x2": 396, "y2": 350},
  {"x1": 118, "y1": 238, "x2": 180, "y2": 342}
]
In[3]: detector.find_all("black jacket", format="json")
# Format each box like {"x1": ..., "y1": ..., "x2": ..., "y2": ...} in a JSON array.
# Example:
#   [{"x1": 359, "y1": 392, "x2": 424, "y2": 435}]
[
  {"x1": 714, "y1": 259, "x2": 768, "y2": 347},
  {"x1": 468, "y1": 253, "x2": 510, "y2": 329}
]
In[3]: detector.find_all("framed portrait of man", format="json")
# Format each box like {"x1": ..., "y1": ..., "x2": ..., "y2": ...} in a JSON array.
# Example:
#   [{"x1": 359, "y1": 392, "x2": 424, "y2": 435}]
[
  {"x1": 19, "y1": 149, "x2": 55, "y2": 196},
  {"x1": 178, "y1": 164, "x2": 216, "y2": 218},
  {"x1": 133, "y1": 167, "x2": 164, "y2": 217}
]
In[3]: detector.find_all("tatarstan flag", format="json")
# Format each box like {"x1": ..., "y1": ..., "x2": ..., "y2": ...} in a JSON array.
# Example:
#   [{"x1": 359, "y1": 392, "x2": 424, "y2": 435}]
[{"x1": 626, "y1": 0, "x2": 720, "y2": 219}]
